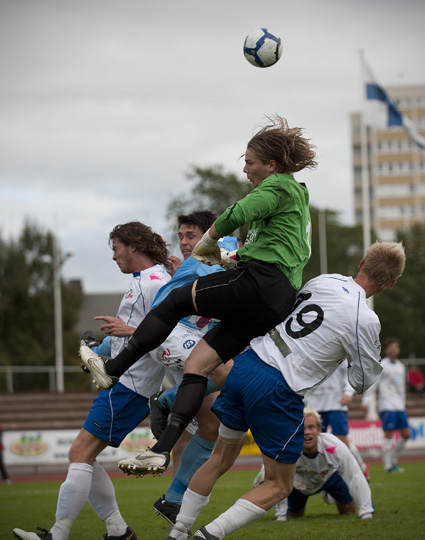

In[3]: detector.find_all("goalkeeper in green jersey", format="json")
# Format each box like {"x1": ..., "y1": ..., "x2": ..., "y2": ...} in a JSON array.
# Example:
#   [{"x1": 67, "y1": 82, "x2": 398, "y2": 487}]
[{"x1": 80, "y1": 114, "x2": 317, "y2": 477}]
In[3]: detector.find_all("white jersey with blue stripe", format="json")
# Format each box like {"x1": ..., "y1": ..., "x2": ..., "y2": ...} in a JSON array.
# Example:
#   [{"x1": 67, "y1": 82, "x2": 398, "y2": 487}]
[
  {"x1": 250, "y1": 274, "x2": 382, "y2": 396},
  {"x1": 152, "y1": 235, "x2": 238, "y2": 335},
  {"x1": 111, "y1": 264, "x2": 171, "y2": 397},
  {"x1": 362, "y1": 357, "x2": 406, "y2": 412},
  {"x1": 304, "y1": 360, "x2": 355, "y2": 412}
]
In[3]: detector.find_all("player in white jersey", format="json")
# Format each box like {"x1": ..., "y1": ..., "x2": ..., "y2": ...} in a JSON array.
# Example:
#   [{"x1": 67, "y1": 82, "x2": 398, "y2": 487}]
[
  {"x1": 304, "y1": 361, "x2": 369, "y2": 479},
  {"x1": 13, "y1": 221, "x2": 172, "y2": 540},
  {"x1": 253, "y1": 409, "x2": 373, "y2": 521},
  {"x1": 165, "y1": 241, "x2": 405, "y2": 540},
  {"x1": 142, "y1": 211, "x2": 237, "y2": 525},
  {"x1": 362, "y1": 337, "x2": 410, "y2": 473},
  {"x1": 304, "y1": 361, "x2": 355, "y2": 438}
]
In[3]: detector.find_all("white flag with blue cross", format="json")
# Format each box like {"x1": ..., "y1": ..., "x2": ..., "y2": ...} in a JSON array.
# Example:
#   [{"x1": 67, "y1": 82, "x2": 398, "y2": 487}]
[{"x1": 363, "y1": 61, "x2": 425, "y2": 158}]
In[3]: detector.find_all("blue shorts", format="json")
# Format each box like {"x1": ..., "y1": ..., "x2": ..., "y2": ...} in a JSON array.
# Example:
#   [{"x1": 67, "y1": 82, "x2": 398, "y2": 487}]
[
  {"x1": 83, "y1": 382, "x2": 150, "y2": 447},
  {"x1": 320, "y1": 411, "x2": 349, "y2": 436},
  {"x1": 288, "y1": 471, "x2": 353, "y2": 513},
  {"x1": 211, "y1": 348, "x2": 304, "y2": 464},
  {"x1": 380, "y1": 410, "x2": 409, "y2": 432}
]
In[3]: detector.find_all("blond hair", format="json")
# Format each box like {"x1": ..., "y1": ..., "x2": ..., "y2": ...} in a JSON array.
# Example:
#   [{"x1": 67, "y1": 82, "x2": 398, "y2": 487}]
[
  {"x1": 360, "y1": 241, "x2": 406, "y2": 288},
  {"x1": 303, "y1": 408, "x2": 322, "y2": 429}
]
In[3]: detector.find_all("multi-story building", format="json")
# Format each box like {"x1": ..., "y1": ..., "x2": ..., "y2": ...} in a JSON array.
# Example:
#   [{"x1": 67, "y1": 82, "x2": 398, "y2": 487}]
[{"x1": 351, "y1": 84, "x2": 425, "y2": 240}]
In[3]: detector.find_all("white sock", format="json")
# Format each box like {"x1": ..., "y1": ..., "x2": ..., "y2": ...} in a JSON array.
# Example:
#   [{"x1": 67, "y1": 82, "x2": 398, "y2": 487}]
[
  {"x1": 51, "y1": 463, "x2": 93, "y2": 540},
  {"x1": 381, "y1": 438, "x2": 392, "y2": 470},
  {"x1": 206, "y1": 498, "x2": 266, "y2": 538},
  {"x1": 392, "y1": 437, "x2": 407, "y2": 464},
  {"x1": 168, "y1": 525, "x2": 190, "y2": 540},
  {"x1": 274, "y1": 498, "x2": 288, "y2": 521},
  {"x1": 175, "y1": 488, "x2": 210, "y2": 531},
  {"x1": 88, "y1": 461, "x2": 127, "y2": 536},
  {"x1": 349, "y1": 442, "x2": 366, "y2": 471}
]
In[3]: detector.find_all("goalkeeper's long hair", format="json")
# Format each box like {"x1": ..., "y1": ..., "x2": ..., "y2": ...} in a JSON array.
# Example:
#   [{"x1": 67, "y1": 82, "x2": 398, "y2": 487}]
[
  {"x1": 246, "y1": 114, "x2": 317, "y2": 174},
  {"x1": 109, "y1": 221, "x2": 172, "y2": 271}
]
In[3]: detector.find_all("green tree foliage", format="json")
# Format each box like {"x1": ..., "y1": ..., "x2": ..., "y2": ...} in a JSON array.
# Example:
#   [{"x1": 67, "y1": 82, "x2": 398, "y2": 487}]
[
  {"x1": 375, "y1": 223, "x2": 425, "y2": 358},
  {"x1": 0, "y1": 220, "x2": 82, "y2": 389},
  {"x1": 303, "y1": 208, "x2": 364, "y2": 284},
  {"x1": 166, "y1": 165, "x2": 252, "y2": 240}
]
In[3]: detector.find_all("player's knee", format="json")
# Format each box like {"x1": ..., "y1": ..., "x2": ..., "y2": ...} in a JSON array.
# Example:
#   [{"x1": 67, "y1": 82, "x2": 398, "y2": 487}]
[
  {"x1": 167, "y1": 411, "x2": 193, "y2": 432},
  {"x1": 337, "y1": 501, "x2": 357, "y2": 515},
  {"x1": 197, "y1": 421, "x2": 219, "y2": 441},
  {"x1": 262, "y1": 478, "x2": 291, "y2": 504},
  {"x1": 68, "y1": 443, "x2": 82, "y2": 463},
  {"x1": 288, "y1": 508, "x2": 305, "y2": 518},
  {"x1": 276, "y1": 482, "x2": 291, "y2": 502}
]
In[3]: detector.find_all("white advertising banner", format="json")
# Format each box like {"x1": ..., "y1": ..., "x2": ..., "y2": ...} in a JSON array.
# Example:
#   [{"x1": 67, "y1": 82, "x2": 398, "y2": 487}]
[
  {"x1": 3, "y1": 427, "x2": 156, "y2": 466},
  {"x1": 3, "y1": 418, "x2": 425, "y2": 466}
]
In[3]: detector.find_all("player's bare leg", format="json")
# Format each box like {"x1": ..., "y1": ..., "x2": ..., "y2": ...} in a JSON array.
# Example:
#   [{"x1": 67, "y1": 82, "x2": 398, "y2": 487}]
[{"x1": 118, "y1": 342, "x2": 222, "y2": 477}]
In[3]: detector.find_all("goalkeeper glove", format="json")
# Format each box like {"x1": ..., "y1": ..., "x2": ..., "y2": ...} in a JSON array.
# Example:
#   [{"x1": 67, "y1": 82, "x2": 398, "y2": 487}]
[
  {"x1": 219, "y1": 249, "x2": 238, "y2": 269},
  {"x1": 192, "y1": 229, "x2": 221, "y2": 266}
]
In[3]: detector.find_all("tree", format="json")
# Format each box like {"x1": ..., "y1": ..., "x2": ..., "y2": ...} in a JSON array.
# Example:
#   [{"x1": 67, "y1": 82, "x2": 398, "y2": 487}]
[
  {"x1": 302, "y1": 208, "x2": 364, "y2": 285},
  {"x1": 166, "y1": 165, "x2": 251, "y2": 242},
  {"x1": 0, "y1": 220, "x2": 82, "y2": 390},
  {"x1": 374, "y1": 223, "x2": 425, "y2": 359}
]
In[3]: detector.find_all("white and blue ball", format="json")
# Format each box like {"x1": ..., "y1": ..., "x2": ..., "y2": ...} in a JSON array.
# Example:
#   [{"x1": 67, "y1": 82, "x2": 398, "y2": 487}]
[{"x1": 243, "y1": 28, "x2": 282, "y2": 68}]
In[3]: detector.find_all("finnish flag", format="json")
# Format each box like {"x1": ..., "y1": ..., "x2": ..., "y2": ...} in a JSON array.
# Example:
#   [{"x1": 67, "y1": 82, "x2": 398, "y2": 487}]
[{"x1": 364, "y1": 62, "x2": 425, "y2": 158}]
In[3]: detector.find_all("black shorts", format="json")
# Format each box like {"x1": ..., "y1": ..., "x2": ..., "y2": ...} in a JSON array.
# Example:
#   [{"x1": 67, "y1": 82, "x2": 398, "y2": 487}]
[{"x1": 194, "y1": 260, "x2": 296, "y2": 362}]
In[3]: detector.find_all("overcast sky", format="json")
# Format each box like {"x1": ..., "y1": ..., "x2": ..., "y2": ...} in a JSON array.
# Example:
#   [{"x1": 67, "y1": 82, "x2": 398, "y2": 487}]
[{"x1": 1, "y1": 0, "x2": 424, "y2": 294}]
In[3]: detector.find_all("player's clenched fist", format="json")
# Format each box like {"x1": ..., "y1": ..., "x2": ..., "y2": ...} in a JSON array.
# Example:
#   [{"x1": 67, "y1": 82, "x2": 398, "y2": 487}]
[{"x1": 192, "y1": 229, "x2": 221, "y2": 266}]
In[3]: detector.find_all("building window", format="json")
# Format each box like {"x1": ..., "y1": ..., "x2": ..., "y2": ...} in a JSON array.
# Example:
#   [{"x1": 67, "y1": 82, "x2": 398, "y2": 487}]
[
  {"x1": 378, "y1": 204, "x2": 413, "y2": 219},
  {"x1": 377, "y1": 183, "x2": 412, "y2": 197}
]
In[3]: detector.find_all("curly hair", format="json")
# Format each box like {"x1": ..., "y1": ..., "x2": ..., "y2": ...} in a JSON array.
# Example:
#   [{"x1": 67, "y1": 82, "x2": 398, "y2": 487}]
[
  {"x1": 360, "y1": 241, "x2": 406, "y2": 288},
  {"x1": 109, "y1": 221, "x2": 171, "y2": 271},
  {"x1": 246, "y1": 114, "x2": 317, "y2": 174}
]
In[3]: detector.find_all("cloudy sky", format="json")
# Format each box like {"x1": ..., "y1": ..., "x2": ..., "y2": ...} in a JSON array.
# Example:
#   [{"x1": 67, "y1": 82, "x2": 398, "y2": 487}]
[{"x1": 1, "y1": 0, "x2": 424, "y2": 293}]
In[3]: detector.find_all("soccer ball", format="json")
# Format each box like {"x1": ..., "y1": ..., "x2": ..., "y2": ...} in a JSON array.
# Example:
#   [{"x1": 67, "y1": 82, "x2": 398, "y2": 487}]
[{"x1": 243, "y1": 28, "x2": 282, "y2": 68}]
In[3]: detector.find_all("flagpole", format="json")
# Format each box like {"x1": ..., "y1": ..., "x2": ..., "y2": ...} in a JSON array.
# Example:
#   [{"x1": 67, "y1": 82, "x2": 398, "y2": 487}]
[
  {"x1": 359, "y1": 50, "x2": 372, "y2": 252},
  {"x1": 360, "y1": 51, "x2": 378, "y2": 422},
  {"x1": 359, "y1": 50, "x2": 374, "y2": 312}
]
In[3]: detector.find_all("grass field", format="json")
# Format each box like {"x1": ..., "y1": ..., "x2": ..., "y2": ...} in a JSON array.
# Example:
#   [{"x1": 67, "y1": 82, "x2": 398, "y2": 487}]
[{"x1": 1, "y1": 462, "x2": 425, "y2": 539}]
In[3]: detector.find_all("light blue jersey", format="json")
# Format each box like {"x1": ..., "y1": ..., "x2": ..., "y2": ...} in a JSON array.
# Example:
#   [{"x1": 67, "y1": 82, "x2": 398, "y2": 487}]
[
  {"x1": 92, "y1": 336, "x2": 112, "y2": 356},
  {"x1": 152, "y1": 236, "x2": 238, "y2": 334}
]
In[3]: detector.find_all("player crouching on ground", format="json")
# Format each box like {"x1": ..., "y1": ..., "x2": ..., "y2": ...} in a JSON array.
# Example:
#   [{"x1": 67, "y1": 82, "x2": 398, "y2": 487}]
[{"x1": 253, "y1": 408, "x2": 374, "y2": 521}]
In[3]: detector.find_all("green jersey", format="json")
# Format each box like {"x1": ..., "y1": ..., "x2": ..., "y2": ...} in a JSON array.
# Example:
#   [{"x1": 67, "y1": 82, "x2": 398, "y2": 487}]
[{"x1": 214, "y1": 173, "x2": 311, "y2": 290}]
